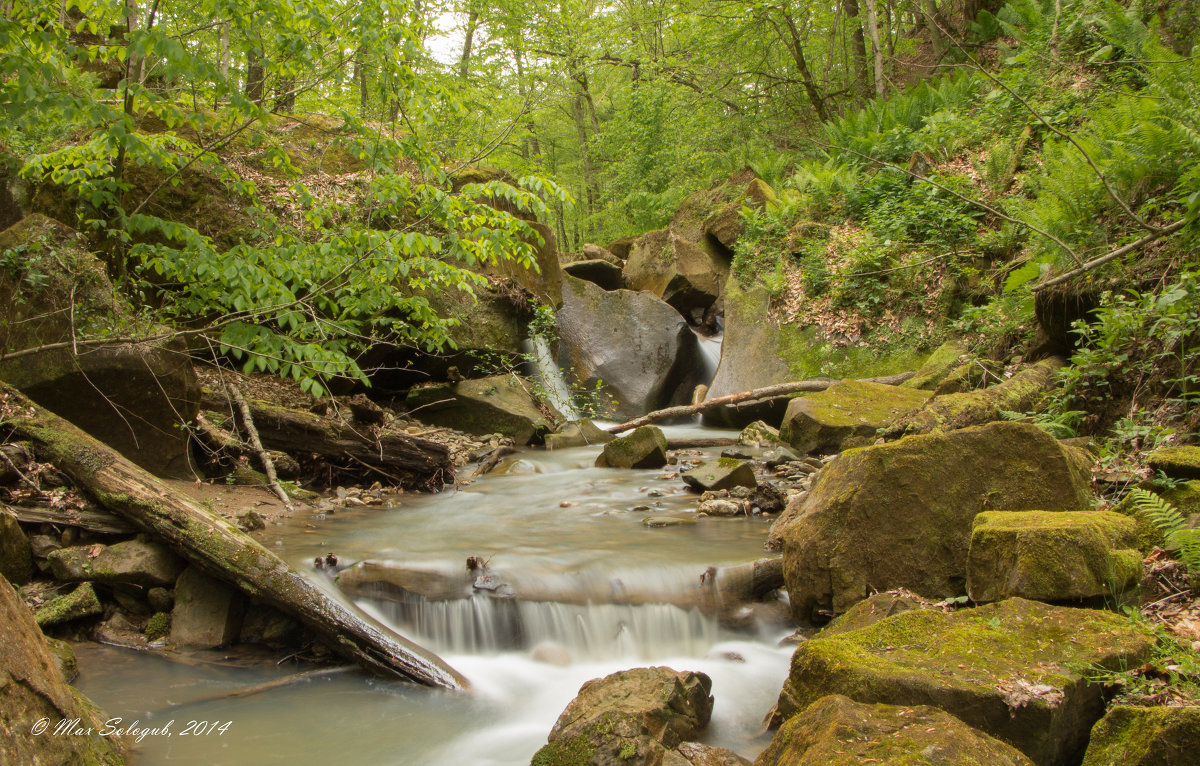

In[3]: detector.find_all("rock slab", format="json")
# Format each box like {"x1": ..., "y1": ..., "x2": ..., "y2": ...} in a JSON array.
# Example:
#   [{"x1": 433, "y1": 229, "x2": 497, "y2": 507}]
[
  {"x1": 596, "y1": 426, "x2": 669, "y2": 469},
  {"x1": 1081, "y1": 704, "x2": 1200, "y2": 765},
  {"x1": 170, "y1": 567, "x2": 242, "y2": 648},
  {"x1": 779, "y1": 379, "x2": 931, "y2": 454},
  {"x1": 775, "y1": 598, "x2": 1156, "y2": 766}
]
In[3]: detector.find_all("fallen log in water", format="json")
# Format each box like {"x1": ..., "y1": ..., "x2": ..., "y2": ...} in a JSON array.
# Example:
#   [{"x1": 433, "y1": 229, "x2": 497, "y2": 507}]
[
  {"x1": 200, "y1": 389, "x2": 452, "y2": 489},
  {"x1": 336, "y1": 557, "x2": 785, "y2": 627},
  {"x1": 0, "y1": 382, "x2": 468, "y2": 690},
  {"x1": 606, "y1": 372, "x2": 916, "y2": 434}
]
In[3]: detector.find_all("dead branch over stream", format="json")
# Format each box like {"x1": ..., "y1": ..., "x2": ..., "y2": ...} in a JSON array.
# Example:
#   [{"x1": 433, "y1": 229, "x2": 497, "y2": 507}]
[
  {"x1": 0, "y1": 382, "x2": 468, "y2": 690},
  {"x1": 606, "y1": 372, "x2": 916, "y2": 434}
]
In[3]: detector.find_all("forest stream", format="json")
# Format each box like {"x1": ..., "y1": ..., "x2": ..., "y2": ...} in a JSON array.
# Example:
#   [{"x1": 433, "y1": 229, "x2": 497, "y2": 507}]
[{"x1": 72, "y1": 423, "x2": 793, "y2": 765}]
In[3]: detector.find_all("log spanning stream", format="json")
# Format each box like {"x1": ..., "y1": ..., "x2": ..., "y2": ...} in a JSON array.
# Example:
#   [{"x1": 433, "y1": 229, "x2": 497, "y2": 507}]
[{"x1": 72, "y1": 422, "x2": 793, "y2": 765}]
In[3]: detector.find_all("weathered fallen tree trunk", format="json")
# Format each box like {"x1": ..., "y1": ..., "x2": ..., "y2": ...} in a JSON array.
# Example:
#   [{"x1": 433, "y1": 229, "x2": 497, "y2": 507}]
[
  {"x1": 665, "y1": 438, "x2": 737, "y2": 450},
  {"x1": 201, "y1": 389, "x2": 451, "y2": 489},
  {"x1": 3, "y1": 502, "x2": 135, "y2": 534},
  {"x1": 337, "y1": 557, "x2": 785, "y2": 624},
  {"x1": 1, "y1": 383, "x2": 468, "y2": 690},
  {"x1": 606, "y1": 372, "x2": 917, "y2": 434}
]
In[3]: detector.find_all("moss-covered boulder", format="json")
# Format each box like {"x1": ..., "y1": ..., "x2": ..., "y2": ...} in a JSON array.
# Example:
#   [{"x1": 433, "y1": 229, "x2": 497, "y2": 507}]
[
  {"x1": 889, "y1": 357, "x2": 1064, "y2": 437},
  {"x1": 43, "y1": 636, "x2": 78, "y2": 683},
  {"x1": 756, "y1": 694, "x2": 1033, "y2": 766},
  {"x1": 782, "y1": 421, "x2": 1094, "y2": 621},
  {"x1": 1, "y1": 575, "x2": 126, "y2": 765},
  {"x1": 558, "y1": 275, "x2": 704, "y2": 419},
  {"x1": 531, "y1": 666, "x2": 713, "y2": 766},
  {"x1": 596, "y1": 426, "x2": 669, "y2": 469},
  {"x1": 563, "y1": 259, "x2": 624, "y2": 291},
  {"x1": 0, "y1": 215, "x2": 200, "y2": 477},
  {"x1": 546, "y1": 419, "x2": 616, "y2": 450},
  {"x1": 1081, "y1": 704, "x2": 1200, "y2": 765},
  {"x1": 35, "y1": 582, "x2": 103, "y2": 627},
  {"x1": 405, "y1": 374, "x2": 559, "y2": 446},
  {"x1": 775, "y1": 598, "x2": 1156, "y2": 765},
  {"x1": 737, "y1": 420, "x2": 781, "y2": 447},
  {"x1": 702, "y1": 177, "x2": 776, "y2": 251},
  {"x1": 682, "y1": 459, "x2": 756, "y2": 492},
  {"x1": 967, "y1": 511, "x2": 1142, "y2": 603},
  {"x1": 0, "y1": 507, "x2": 32, "y2": 584},
  {"x1": 623, "y1": 229, "x2": 729, "y2": 319},
  {"x1": 816, "y1": 591, "x2": 932, "y2": 637},
  {"x1": 934, "y1": 358, "x2": 1005, "y2": 396},
  {"x1": 47, "y1": 540, "x2": 185, "y2": 588},
  {"x1": 1147, "y1": 445, "x2": 1200, "y2": 480},
  {"x1": 1161, "y1": 480, "x2": 1200, "y2": 516},
  {"x1": 779, "y1": 380, "x2": 932, "y2": 454},
  {"x1": 902, "y1": 339, "x2": 970, "y2": 390}
]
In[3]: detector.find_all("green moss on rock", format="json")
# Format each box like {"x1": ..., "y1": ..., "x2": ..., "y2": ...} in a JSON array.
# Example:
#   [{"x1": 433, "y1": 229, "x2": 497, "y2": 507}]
[
  {"x1": 758, "y1": 694, "x2": 1033, "y2": 765},
  {"x1": 903, "y1": 339, "x2": 970, "y2": 390},
  {"x1": 144, "y1": 611, "x2": 171, "y2": 641},
  {"x1": 779, "y1": 379, "x2": 932, "y2": 454},
  {"x1": 1082, "y1": 704, "x2": 1200, "y2": 765},
  {"x1": 776, "y1": 598, "x2": 1156, "y2": 766},
  {"x1": 967, "y1": 511, "x2": 1143, "y2": 603},
  {"x1": 596, "y1": 427, "x2": 669, "y2": 469},
  {"x1": 1147, "y1": 446, "x2": 1200, "y2": 481}
]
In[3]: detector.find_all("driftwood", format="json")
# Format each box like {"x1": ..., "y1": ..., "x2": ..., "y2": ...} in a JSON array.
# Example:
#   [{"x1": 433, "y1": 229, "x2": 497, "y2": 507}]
[
  {"x1": 3, "y1": 502, "x2": 135, "y2": 534},
  {"x1": 606, "y1": 372, "x2": 916, "y2": 434},
  {"x1": 168, "y1": 665, "x2": 357, "y2": 709},
  {"x1": 337, "y1": 557, "x2": 785, "y2": 626},
  {"x1": 227, "y1": 384, "x2": 292, "y2": 511},
  {"x1": 201, "y1": 389, "x2": 450, "y2": 489},
  {"x1": 0, "y1": 382, "x2": 468, "y2": 690},
  {"x1": 665, "y1": 438, "x2": 737, "y2": 450}
]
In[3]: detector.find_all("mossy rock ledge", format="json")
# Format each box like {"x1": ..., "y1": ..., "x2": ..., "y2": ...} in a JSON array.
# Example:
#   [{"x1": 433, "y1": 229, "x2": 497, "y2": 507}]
[
  {"x1": 778, "y1": 379, "x2": 932, "y2": 454},
  {"x1": 966, "y1": 511, "x2": 1143, "y2": 604},
  {"x1": 1146, "y1": 445, "x2": 1200, "y2": 481},
  {"x1": 901, "y1": 339, "x2": 970, "y2": 391},
  {"x1": 1081, "y1": 704, "x2": 1200, "y2": 765},
  {"x1": 774, "y1": 598, "x2": 1156, "y2": 766},
  {"x1": 781, "y1": 420, "x2": 1094, "y2": 622},
  {"x1": 756, "y1": 694, "x2": 1032, "y2": 766},
  {"x1": 531, "y1": 666, "x2": 713, "y2": 766}
]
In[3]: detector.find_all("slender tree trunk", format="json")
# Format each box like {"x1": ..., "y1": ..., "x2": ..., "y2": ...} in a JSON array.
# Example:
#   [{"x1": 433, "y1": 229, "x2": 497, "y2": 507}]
[
  {"x1": 274, "y1": 77, "x2": 294, "y2": 113},
  {"x1": 355, "y1": 50, "x2": 368, "y2": 114},
  {"x1": 863, "y1": 0, "x2": 885, "y2": 97},
  {"x1": 921, "y1": 0, "x2": 946, "y2": 60},
  {"x1": 245, "y1": 48, "x2": 266, "y2": 103},
  {"x1": 458, "y1": 9, "x2": 479, "y2": 78},
  {"x1": 218, "y1": 22, "x2": 230, "y2": 81},
  {"x1": 571, "y1": 88, "x2": 597, "y2": 214},
  {"x1": 775, "y1": 9, "x2": 831, "y2": 122},
  {"x1": 843, "y1": 0, "x2": 870, "y2": 99}
]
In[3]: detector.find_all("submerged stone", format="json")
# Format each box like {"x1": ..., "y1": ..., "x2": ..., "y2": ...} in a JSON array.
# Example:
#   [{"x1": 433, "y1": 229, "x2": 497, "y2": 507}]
[
  {"x1": 779, "y1": 379, "x2": 931, "y2": 454},
  {"x1": 967, "y1": 511, "x2": 1142, "y2": 603},
  {"x1": 1081, "y1": 704, "x2": 1200, "y2": 765},
  {"x1": 596, "y1": 426, "x2": 669, "y2": 469},
  {"x1": 775, "y1": 598, "x2": 1155, "y2": 766},
  {"x1": 757, "y1": 694, "x2": 1032, "y2": 766},
  {"x1": 782, "y1": 421, "x2": 1094, "y2": 621}
]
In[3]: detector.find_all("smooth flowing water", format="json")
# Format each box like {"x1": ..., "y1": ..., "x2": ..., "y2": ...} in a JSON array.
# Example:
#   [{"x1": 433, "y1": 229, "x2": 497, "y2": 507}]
[{"x1": 74, "y1": 423, "x2": 792, "y2": 765}]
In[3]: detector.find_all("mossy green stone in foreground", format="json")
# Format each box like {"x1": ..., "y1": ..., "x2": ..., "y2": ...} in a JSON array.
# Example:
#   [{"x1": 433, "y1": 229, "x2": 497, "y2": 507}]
[
  {"x1": 967, "y1": 511, "x2": 1143, "y2": 603},
  {"x1": 1081, "y1": 705, "x2": 1200, "y2": 765},
  {"x1": 775, "y1": 598, "x2": 1156, "y2": 766},
  {"x1": 757, "y1": 694, "x2": 1032, "y2": 765},
  {"x1": 35, "y1": 582, "x2": 103, "y2": 627},
  {"x1": 596, "y1": 426, "x2": 668, "y2": 469},
  {"x1": 1147, "y1": 445, "x2": 1200, "y2": 480}
]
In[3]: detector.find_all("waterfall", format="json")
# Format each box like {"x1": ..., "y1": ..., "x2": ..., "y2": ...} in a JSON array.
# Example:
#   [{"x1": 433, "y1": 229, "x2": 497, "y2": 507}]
[
  {"x1": 364, "y1": 595, "x2": 721, "y2": 660},
  {"x1": 694, "y1": 330, "x2": 723, "y2": 389},
  {"x1": 522, "y1": 335, "x2": 579, "y2": 421}
]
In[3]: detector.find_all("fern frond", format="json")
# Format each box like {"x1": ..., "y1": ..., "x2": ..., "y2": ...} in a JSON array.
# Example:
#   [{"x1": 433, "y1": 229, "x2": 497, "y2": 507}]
[{"x1": 1127, "y1": 488, "x2": 1200, "y2": 574}]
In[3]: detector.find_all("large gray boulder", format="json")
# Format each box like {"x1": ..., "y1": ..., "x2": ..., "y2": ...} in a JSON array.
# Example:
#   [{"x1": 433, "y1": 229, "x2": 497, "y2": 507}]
[
  {"x1": 0, "y1": 214, "x2": 199, "y2": 477},
  {"x1": 171, "y1": 567, "x2": 242, "y2": 648},
  {"x1": 774, "y1": 599, "x2": 1155, "y2": 766},
  {"x1": 531, "y1": 666, "x2": 713, "y2": 766},
  {"x1": 1, "y1": 575, "x2": 126, "y2": 765},
  {"x1": 558, "y1": 275, "x2": 703, "y2": 419},
  {"x1": 622, "y1": 230, "x2": 729, "y2": 318},
  {"x1": 781, "y1": 421, "x2": 1095, "y2": 622},
  {"x1": 563, "y1": 259, "x2": 624, "y2": 291}
]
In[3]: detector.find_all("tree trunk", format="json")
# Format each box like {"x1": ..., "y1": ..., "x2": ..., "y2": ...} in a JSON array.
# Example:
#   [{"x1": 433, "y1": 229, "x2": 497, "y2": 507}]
[
  {"x1": 274, "y1": 77, "x2": 295, "y2": 113},
  {"x1": 605, "y1": 372, "x2": 916, "y2": 434},
  {"x1": 775, "y1": 9, "x2": 831, "y2": 122},
  {"x1": 843, "y1": 0, "x2": 870, "y2": 99},
  {"x1": 1, "y1": 382, "x2": 467, "y2": 689},
  {"x1": 245, "y1": 49, "x2": 266, "y2": 103},
  {"x1": 863, "y1": 0, "x2": 886, "y2": 97},
  {"x1": 199, "y1": 391, "x2": 453, "y2": 490},
  {"x1": 458, "y1": 9, "x2": 479, "y2": 78},
  {"x1": 921, "y1": 0, "x2": 946, "y2": 60}
]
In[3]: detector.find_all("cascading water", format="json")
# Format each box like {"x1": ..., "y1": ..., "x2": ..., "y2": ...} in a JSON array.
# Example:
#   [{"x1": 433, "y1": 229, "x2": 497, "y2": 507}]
[
  {"x1": 695, "y1": 331, "x2": 723, "y2": 388},
  {"x1": 71, "y1": 426, "x2": 792, "y2": 765},
  {"x1": 521, "y1": 334, "x2": 579, "y2": 421}
]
